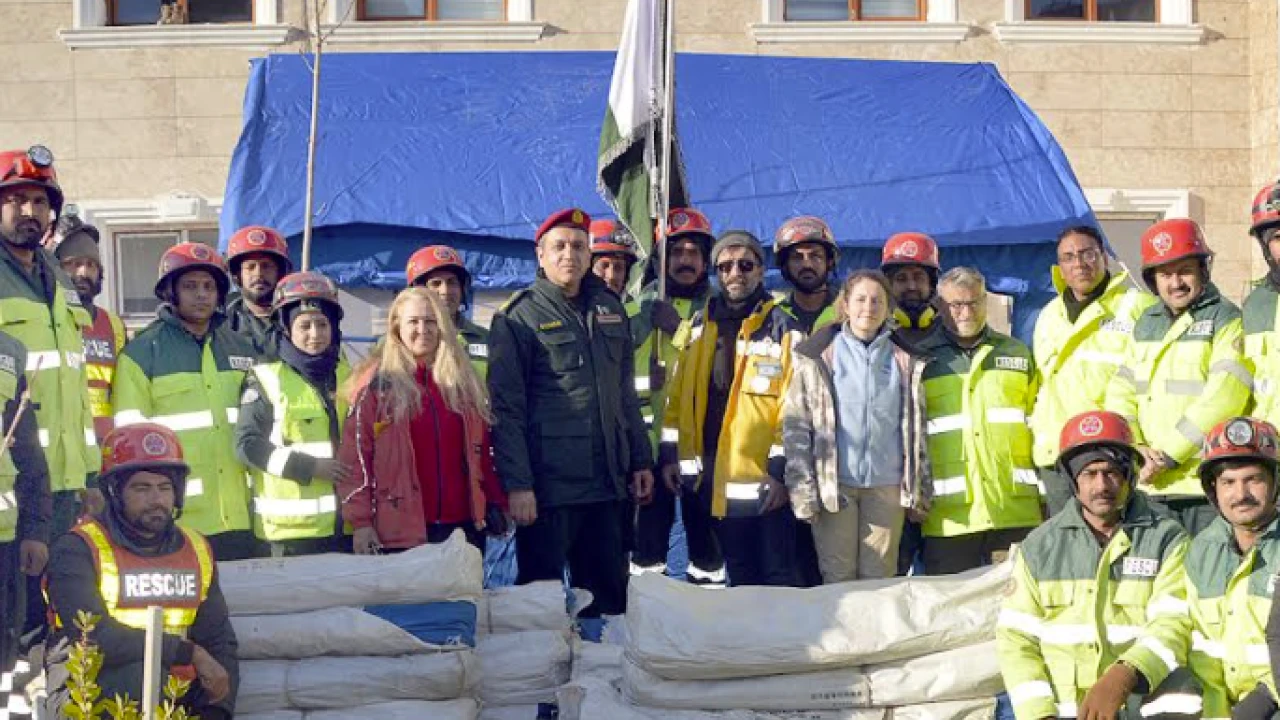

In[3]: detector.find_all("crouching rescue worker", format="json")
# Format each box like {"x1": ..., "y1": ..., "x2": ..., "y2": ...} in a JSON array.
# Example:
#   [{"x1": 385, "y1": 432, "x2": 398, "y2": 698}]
[
  {"x1": 44, "y1": 423, "x2": 238, "y2": 720},
  {"x1": 236, "y1": 272, "x2": 351, "y2": 557},
  {"x1": 1186, "y1": 417, "x2": 1280, "y2": 720},
  {"x1": 998, "y1": 410, "x2": 1201, "y2": 720}
]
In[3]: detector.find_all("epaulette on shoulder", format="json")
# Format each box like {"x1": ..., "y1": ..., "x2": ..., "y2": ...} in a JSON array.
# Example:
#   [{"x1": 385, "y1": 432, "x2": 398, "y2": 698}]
[{"x1": 499, "y1": 289, "x2": 530, "y2": 312}]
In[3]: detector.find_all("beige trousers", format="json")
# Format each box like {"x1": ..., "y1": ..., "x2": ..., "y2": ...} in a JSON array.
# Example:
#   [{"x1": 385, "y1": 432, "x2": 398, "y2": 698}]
[{"x1": 810, "y1": 484, "x2": 904, "y2": 583}]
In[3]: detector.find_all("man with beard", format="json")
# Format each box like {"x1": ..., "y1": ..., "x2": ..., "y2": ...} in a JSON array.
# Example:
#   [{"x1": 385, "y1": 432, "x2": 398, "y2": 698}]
[
  {"x1": 52, "y1": 215, "x2": 127, "y2": 447},
  {"x1": 1031, "y1": 226, "x2": 1153, "y2": 517},
  {"x1": 406, "y1": 244, "x2": 489, "y2": 377},
  {"x1": 44, "y1": 423, "x2": 238, "y2": 720},
  {"x1": 627, "y1": 208, "x2": 725, "y2": 586},
  {"x1": 225, "y1": 226, "x2": 292, "y2": 360},
  {"x1": 1105, "y1": 219, "x2": 1250, "y2": 536},
  {"x1": 660, "y1": 231, "x2": 803, "y2": 586},
  {"x1": 1243, "y1": 182, "x2": 1280, "y2": 429},
  {"x1": 999, "y1": 410, "x2": 1199, "y2": 720},
  {"x1": 774, "y1": 216, "x2": 839, "y2": 334},
  {"x1": 589, "y1": 220, "x2": 639, "y2": 300},
  {"x1": 881, "y1": 232, "x2": 942, "y2": 352},
  {"x1": 1187, "y1": 417, "x2": 1280, "y2": 720},
  {"x1": 113, "y1": 244, "x2": 259, "y2": 560}
]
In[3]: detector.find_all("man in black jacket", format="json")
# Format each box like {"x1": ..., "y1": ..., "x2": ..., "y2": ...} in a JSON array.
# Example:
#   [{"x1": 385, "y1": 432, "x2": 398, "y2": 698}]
[
  {"x1": 488, "y1": 208, "x2": 654, "y2": 618},
  {"x1": 44, "y1": 423, "x2": 237, "y2": 719}
]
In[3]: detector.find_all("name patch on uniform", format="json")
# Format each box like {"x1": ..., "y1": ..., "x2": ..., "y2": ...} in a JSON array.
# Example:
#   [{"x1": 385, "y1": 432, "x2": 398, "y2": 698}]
[
  {"x1": 1099, "y1": 319, "x2": 1134, "y2": 334},
  {"x1": 0, "y1": 354, "x2": 15, "y2": 375},
  {"x1": 538, "y1": 321, "x2": 564, "y2": 331},
  {"x1": 468, "y1": 344, "x2": 488, "y2": 358},
  {"x1": 121, "y1": 570, "x2": 199, "y2": 603},
  {"x1": 229, "y1": 355, "x2": 255, "y2": 371},
  {"x1": 84, "y1": 337, "x2": 114, "y2": 362},
  {"x1": 995, "y1": 356, "x2": 1029, "y2": 372},
  {"x1": 1121, "y1": 557, "x2": 1160, "y2": 577},
  {"x1": 596, "y1": 313, "x2": 623, "y2": 325},
  {"x1": 1187, "y1": 320, "x2": 1215, "y2": 338},
  {"x1": 755, "y1": 361, "x2": 783, "y2": 379}
]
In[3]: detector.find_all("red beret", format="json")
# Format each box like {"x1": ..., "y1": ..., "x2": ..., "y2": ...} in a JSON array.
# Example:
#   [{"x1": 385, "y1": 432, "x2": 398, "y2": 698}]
[{"x1": 536, "y1": 208, "x2": 591, "y2": 243}]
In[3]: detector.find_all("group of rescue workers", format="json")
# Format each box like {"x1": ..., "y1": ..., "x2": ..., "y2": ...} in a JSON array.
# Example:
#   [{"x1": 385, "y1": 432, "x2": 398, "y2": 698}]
[{"x1": 3, "y1": 139, "x2": 1280, "y2": 720}]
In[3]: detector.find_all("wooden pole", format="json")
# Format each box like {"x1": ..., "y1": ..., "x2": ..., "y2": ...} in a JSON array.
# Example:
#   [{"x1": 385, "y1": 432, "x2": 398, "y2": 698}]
[{"x1": 300, "y1": 0, "x2": 324, "y2": 272}]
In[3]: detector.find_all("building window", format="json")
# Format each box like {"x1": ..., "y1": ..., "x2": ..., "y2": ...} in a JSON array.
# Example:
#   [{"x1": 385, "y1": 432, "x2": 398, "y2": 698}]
[
  {"x1": 1026, "y1": 0, "x2": 1155, "y2": 21},
  {"x1": 785, "y1": 0, "x2": 923, "y2": 20},
  {"x1": 115, "y1": 228, "x2": 217, "y2": 316},
  {"x1": 359, "y1": 0, "x2": 505, "y2": 21},
  {"x1": 109, "y1": 0, "x2": 253, "y2": 25}
]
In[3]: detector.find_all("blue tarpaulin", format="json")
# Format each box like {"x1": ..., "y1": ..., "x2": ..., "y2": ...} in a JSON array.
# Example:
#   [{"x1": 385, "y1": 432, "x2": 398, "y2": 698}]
[{"x1": 222, "y1": 51, "x2": 1097, "y2": 339}]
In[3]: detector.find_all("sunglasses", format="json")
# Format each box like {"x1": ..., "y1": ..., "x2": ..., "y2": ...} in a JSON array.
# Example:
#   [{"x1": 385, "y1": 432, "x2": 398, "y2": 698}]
[{"x1": 716, "y1": 259, "x2": 758, "y2": 275}]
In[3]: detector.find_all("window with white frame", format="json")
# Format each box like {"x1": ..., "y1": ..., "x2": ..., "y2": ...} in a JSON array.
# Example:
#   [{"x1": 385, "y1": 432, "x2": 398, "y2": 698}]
[
  {"x1": 786, "y1": 0, "x2": 924, "y2": 20},
  {"x1": 1027, "y1": 0, "x2": 1154, "y2": 21},
  {"x1": 359, "y1": 0, "x2": 504, "y2": 21},
  {"x1": 115, "y1": 227, "x2": 218, "y2": 316},
  {"x1": 109, "y1": 0, "x2": 252, "y2": 25},
  {"x1": 1096, "y1": 214, "x2": 1159, "y2": 283}
]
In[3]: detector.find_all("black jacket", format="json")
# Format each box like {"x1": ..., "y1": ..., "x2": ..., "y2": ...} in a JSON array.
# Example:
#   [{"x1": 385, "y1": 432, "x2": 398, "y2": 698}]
[
  {"x1": 45, "y1": 513, "x2": 239, "y2": 717},
  {"x1": 226, "y1": 294, "x2": 280, "y2": 361},
  {"x1": 0, "y1": 330, "x2": 51, "y2": 544},
  {"x1": 488, "y1": 274, "x2": 651, "y2": 507}
]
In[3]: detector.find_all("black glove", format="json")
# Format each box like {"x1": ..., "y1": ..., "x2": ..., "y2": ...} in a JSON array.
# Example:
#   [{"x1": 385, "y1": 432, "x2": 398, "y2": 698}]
[
  {"x1": 651, "y1": 299, "x2": 682, "y2": 335},
  {"x1": 484, "y1": 503, "x2": 510, "y2": 537},
  {"x1": 1233, "y1": 684, "x2": 1279, "y2": 720}
]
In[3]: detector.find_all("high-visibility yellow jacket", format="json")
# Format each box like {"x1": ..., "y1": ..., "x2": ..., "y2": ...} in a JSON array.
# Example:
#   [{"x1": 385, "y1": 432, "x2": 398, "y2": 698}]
[
  {"x1": 659, "y1": 296, "x2": 801, "y2": 518},
  {"x1": 998, "y1": 494, "x2": 1191, "y2": 720},
  {"x1": 1104, "y1": 284, "x2": 1251, "y2": 497},
  {"x1": 626, "y1": 282, "x2": 712, "y2": 450},
  {"x1": 0, "y1": 245, "x2": 99, "y2": 493},
  {"x1": 1186, "y1": 516, "x2": 1280, "y2": 720},
  {"x1": 244, "y1": 359, "x2": 350, "y2": 541},
  {"x1": 1030, "y1": 271, "x2": 1155, "y2": 468},
  {"x1": 1243, "y1": 280, "x2": 1280, "y2": 426},
  {"x1": 920, "y1": 328, "x2": 1041, "y2": 538},
  {"x1": 0, "y1": 332, "x2": 31, "y2": 544},
  {"x1": 113, "y1": 308, "x2": 257, "y2": 537}
]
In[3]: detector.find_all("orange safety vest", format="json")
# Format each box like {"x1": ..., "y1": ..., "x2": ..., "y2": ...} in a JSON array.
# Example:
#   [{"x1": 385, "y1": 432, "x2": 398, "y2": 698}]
[
  {"x1": 82, "y1": 307, "x2": 126, "y2": 444},
  {"x1": 59, "y1": 518, "x2": 214, "y2": 637}
]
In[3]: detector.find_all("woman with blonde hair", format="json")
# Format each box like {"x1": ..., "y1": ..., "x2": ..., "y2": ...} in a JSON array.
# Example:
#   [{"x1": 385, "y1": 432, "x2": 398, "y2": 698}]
[{"x1": 337, "y1": 287, "x2": 508, "y2": 554}]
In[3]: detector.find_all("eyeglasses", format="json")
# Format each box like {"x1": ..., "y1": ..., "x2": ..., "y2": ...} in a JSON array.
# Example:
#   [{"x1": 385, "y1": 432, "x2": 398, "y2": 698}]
[
  {"x1": 716, "y1": 259, "x2": 758, "y2": 275},
  {"x1": 1058, "y1": 248, "x2": 1101, "y2": 266}
]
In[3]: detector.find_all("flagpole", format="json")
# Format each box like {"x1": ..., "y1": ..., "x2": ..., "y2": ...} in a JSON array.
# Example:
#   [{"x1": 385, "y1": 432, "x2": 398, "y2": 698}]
[{"x1": 655, "y1": 0, "x2": 676, "y2": 302}]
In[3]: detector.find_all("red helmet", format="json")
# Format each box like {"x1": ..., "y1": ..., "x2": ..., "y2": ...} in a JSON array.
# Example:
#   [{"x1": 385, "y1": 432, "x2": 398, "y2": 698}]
[
  {"x1": 0, "y1": 146, "x2": 63, "y2": 216},
  {"x1": 664, "y1": 208, "x2": 713, "y2": 240},
  {"x1": 1056, "y1": 410, "x2": 1143, "y2": 486},
  {"x1": 881, "y1": 232, "x2": 941, "y2": 272},
  {"x1": 100, "y1": 423, "x2": 190, "y2": 510},
  {"x1": 227, "y1": 226, "x2": 292, "y2": 278},
  {"x1": 406, "y1": 245, "x2": 471, "y2": 288},
  {"x1": 589, "y1": 220, "x2": 639, "y2": 262},
  {"x1": 1139, "y1": 218, "x2": 1211, "y2": 272},
  {"x1": 1200, "y1": 417, "x2": 1280, "y2": 503},
  {"x1": 155, "y1": 242, "x2": 230, "y2": 301},
  {"x1": 271, "y1": 271, "x2": 343, "y2": 324},
  {"x1": 590, "y1": 219, "x2": 618, "y2": 242},
  {"x1": 1252, "y1": 182, "x2": 1280, "y2": 238},
  {"x1": 773, "y1": 216, "x2": 838, "y2": 265}
]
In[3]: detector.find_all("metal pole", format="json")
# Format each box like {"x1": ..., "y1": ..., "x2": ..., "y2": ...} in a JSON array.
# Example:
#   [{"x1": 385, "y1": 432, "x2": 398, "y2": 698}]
[
  {"x1": 301, "y1": 0, "x2": 324, "y2": 272},
  {"x1": 655, "y1": 0, "x2": 676, "y2": 303},
  {"x1": 140, "y1": 606, "x2": 165, "y2": 720}
]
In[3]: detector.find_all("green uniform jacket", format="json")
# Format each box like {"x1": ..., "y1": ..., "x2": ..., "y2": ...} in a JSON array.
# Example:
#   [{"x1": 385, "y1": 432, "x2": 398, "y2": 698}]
[
  {"x1": 775, "y1": 289, "x2": 838, "y2": 335},
  {"x1": 487, "y1": 274, "x2": 652, "y2": 508},
  {"x1": 1244, "y1": 280, "x2": 1280, "y2": 427},
  {"x1": 1186, "y1": 515, "x2": 1280, "y2": 720},
  {"x1": 226, "y1": 295, "x2": 280, "y2": 361},
  {"x1": 0, "y1": 330, "x2": 51, "y2": 544},
  {"x1": 1104, "y1": 284, "x2": 1251, "y2": 497},
  {"x1": 0, "y1": 244, "x2": 99, "y2": 493},
  {"x1": 459, "y1": 317, "x2": 490, "y2": 379},
  {"x1": 998, "y1": 494, "x2": 1191, "y2": 720},
  {"x1": 1030, "y1": 271, "x2": 1155, "y2": 468},
  {"x1": 113, "y1": 307, "x2": 258, "y2": 537},
  {"x1": 920, "y1": 328, "x2": 1041, "y2": 537},
  {"x1": 625, "y1": 281, "x2": 712, "y2": 451}
]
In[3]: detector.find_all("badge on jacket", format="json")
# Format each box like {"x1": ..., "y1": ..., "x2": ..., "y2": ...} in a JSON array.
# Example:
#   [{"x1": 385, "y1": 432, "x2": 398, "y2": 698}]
[
  {"x1": 995, "y1": 356, "x2": 1029, "y2": 372},
  {"x1": 1187, "y1": 320, "x2": 1214, "y2": 338},
  {"x1": 229, "y1": 355, "x2": 255, "y2": 371},
  {"x1": 0, "y1": 354, "x2": 15, "y2": 376},
  {"x1": 1121, "y1": 557, "x2": 1159, "y2": 577}
]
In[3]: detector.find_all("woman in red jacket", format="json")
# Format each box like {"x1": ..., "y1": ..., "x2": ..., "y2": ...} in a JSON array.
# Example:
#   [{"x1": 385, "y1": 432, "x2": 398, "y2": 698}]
[{"x1": 338, "y1": 287, "x2": 508, "y2": 554}]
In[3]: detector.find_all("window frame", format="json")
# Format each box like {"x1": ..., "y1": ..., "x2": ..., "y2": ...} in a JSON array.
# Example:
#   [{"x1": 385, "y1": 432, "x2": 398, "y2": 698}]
[
  {"x1": 107, "y1": 0, "x2": 256, "y2": 26},
  {"x1": 1023, "y1": 0, "x2": 1159, "y2": 22},
  {"x1": 113, "y1": 227, "x2": 219, "y2": 319},
  {"x1": 784, "y1": 0, "x2": 925, "y2": 21},
  {"x1": 356, "y1": 0, "x2": 508, "y2": 22}
]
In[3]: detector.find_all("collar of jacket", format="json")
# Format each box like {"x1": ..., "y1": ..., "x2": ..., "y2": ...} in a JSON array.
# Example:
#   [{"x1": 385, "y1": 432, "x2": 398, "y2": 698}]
[
  {"x1": 1198, "y1": 510, "x2": 1280, "y2": 553},
  {"x1": 158, "y1": 303, "x2": 227, "y2": 340},
  {"x1": 781, "y1": 287, "x2": 837, "y2": 313},
  {"x1": 635, "y1": 278, "x2": 713, "y2": 305},
  {"x1": 795, "y1": 321, "x2": 911, "y2": 359},
  {"x1": 1058, "y1": 490, "x2": 1162, "y2": 533},
  {"x1": 939, "y1": 324, "x2": 993, "y2": 351},
  {"x1": 1151, "y1": 281, "x2": 1222, "y2": 320}
]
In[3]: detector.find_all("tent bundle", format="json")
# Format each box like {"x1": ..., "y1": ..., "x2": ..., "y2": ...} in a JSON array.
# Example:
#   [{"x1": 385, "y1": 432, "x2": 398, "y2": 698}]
[
  {"x1": 556, "y1": 563, "x2": 1013, "y2": 720},
  {"x1": 221, "y1": 532, "x2": 580, "y2": 720}
]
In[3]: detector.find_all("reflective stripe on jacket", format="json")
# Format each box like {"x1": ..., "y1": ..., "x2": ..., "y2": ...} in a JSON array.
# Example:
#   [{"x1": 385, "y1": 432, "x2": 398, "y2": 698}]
[
  {"x1": 1104, "y1": 284, "x2": 1251, "y2": 497},
  {"x1": 626, "y1": 283, "x2": 711, "y2": 450},
  {"x1": 0, "y1": 336, "x2": 25, "y2": 543},
  {"x1": 1244, "y1": 280, "x2": 1280, "y2": 427},
  {"x1": 920, "y1": 328, "x2": 1041, "y2": 537},
  {"x1": 83, "y1": 306, "x2": 127, "y2": 444},
  {"x1": 1186, "y1": 516, "x2": 1280, "y2": 720},
  {"x1": 1031, "y1": 271, "x2": 1154, "y2": 467},
  {"x1": 997, "y1": 495, "x2": 1190, "y2": 720}
]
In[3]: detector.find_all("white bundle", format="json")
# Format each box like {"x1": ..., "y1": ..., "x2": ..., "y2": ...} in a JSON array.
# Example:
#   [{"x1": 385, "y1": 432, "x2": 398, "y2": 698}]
[
  {"x1": 232, "y1": 606, "x2": 467, "y2": 659},
  {"x1": 892, "y1": 699, "x2": 996, "y2": 720},
  {"x1": 477, "y1": 630, "x2": 571, "y2": 705},
  {"x1": 571, "y1": 639, "x2": 624, "y2": 682},
  {"x1": 626, "y1": 562, "x2": 1010, "y2": 680},
  {"x1": 477, "y1": 581, "x2": 582, "y2": 635},
  {"x1": 307, "y1": 699, "x2": 479, "y2": 720},
  {"x1": 236, "y1": 651, "x2": 477, "y2": 713},
  {"x1": 621, "y1": 642, "x2": 1002, "y2": 711},
  {"x1": 558, "y1": 677, "x2": 891, "y2": 720},
  {"x1": 479, "y1": 706, "x2": 542, "y2": 720},
  {"x1": 237, "y1": 712, "x2": 302, "y2": 720}
]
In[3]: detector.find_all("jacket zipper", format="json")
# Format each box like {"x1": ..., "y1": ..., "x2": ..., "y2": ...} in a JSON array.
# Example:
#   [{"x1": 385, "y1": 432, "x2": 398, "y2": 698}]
[{"x1": 425, "y1": 382, "x2": 444, "y2": 524}]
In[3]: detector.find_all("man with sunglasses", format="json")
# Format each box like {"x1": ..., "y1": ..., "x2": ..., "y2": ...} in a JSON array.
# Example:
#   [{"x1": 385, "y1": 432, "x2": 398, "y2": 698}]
[
  {"x1": 1031, "y1": 226, "x2": 1153, "y2": 517},
  {"x1": 659, "y1": 231, "x2": 803, "y2": 586}
]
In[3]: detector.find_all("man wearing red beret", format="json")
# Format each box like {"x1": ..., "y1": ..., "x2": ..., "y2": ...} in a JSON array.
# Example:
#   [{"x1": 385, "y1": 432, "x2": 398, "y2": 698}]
[{"x1": 487, "y1": 209, "x2": 655, "y2": 618}]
